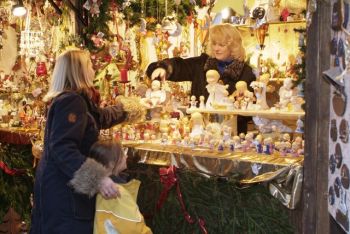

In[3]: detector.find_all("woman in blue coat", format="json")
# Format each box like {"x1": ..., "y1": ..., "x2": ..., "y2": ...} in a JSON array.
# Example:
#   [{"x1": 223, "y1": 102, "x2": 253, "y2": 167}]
[{"x1": 30, "y1": 49, "x2": 144, "y2": 234}]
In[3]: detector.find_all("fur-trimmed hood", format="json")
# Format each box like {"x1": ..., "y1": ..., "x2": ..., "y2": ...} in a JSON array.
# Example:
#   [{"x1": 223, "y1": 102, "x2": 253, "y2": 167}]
[{"x1": 69, "y1": 158, "x2": 110, "y2": 197}]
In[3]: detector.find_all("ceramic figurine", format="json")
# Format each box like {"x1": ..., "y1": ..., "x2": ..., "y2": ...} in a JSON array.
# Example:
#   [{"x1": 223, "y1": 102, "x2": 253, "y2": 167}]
[
  {"x1": 141, "y1": 80, "x2": 167, "y2": 108},
  {"x1": 263, "y1": 137, "x2": 273, "y2": 155},
  {"x1": 190, "y1": 112, "x2": 205, "y2": 138},
  {"x1": 222, "y1": 126, "x2": 232, "y2": 142},
  {"x1": 295, "y1": 117, "x2": 304, "y2": 133},
  {"x1": 205, "y1": 70, "x2": 229, "y2": 109},
  {"x1": 199, "y1": 95, "x2": 205, "y2": 109},
  {"x1": 233, "y1": 135, "x2": 242, "y2": 149},
  {"x1": 231, "y1": 81, "x2": 254, "y2": 110},
  {"x1": 250, "y1": 81, "x2": 269, "y2": 110},
  {"x1": 255, "y1": 134, "x2": 263, "y2": 153},
  {"x1": 239, "y1": 132, "x2": 246, "y2": 142},
  {"x1": 291, "y1": 96, "x2": 305, "y2": 112},
  {"x1": 190, "y1": 95, "x2": 197, "y2": 109},
  {"x1": 228, "y1": 140, "x2": 235, "y2": 152},
  {"x1": 218, "y1": 140, "x2": 225, "y2": 151},
  {"x1": 279, "y1": 78, "x2": 294, "y2": 110},
  {"x1": 291, "y1": 141, "x2": 301, "y2": 157},
  {"x1": 241, "y1": 92, "x2": 255, "y2": 110}
]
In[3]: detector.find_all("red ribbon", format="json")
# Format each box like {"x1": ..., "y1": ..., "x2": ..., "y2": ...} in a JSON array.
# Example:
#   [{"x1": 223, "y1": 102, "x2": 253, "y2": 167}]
[
  {"x1": 0, "y1": 161, "x2": 26, "y2": 176},
  {"x1": 156, "y1": 166, "x2": 177, "y2": 211},
  {"x1": 157, "y1": 166, "x2": 208, "y2": 233}
]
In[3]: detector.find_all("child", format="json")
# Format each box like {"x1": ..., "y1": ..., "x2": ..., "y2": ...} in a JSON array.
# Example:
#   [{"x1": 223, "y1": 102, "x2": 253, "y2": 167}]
[{"x1": 89, "y1": 139, "x2": 152, "y2": 234}]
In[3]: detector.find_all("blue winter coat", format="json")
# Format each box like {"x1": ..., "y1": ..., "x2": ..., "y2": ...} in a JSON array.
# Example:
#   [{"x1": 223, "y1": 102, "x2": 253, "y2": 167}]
[{"x1": 30, "y1": 92, "x2": 127, "y2": 234}]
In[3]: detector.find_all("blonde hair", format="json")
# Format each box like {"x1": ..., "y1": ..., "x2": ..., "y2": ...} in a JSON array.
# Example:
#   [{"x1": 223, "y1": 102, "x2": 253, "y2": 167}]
[
  {"x1": 207, "y1": 23, "x2": 246, "y2": 61},
  {"x1": 43, "y1": 49, "x2": 94, "y2": 102}
]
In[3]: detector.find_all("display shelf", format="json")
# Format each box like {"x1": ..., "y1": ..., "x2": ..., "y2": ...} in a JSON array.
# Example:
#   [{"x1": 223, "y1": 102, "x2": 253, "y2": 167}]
[
  {"x1": 235, "y1": 20, "x2": 306, "y2": 29},
  {"x1": 186, "y1": 108, "x2": 304, "y2": 120}
]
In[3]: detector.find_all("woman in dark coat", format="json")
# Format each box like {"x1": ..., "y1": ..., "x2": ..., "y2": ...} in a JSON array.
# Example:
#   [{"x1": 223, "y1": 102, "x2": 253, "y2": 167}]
[
  {"x1": 146, "y1": 23, "x2": 256, "y2": 133},
  {"x1": 30, "y1": 49, "x2": 144, "y2": 234}
]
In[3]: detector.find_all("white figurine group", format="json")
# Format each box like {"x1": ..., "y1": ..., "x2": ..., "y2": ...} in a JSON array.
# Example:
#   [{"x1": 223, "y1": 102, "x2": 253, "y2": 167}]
[{"x1": 188, "y1": 70, "x2": 303, "y2": 112}]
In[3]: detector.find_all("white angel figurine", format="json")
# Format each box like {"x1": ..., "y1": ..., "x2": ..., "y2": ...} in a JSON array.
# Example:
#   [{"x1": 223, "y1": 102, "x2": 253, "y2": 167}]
[
  {"x1": 141, "y1": 80, "x2": 167, "y2": 108},
  {"x1": 205, "y1": 70, "x2": 229, "y2": 109},
  {"x1": 199, "y1": 96, "x2": 205, "y2": 109},
  {"x1": 189, "y1": 112, "x2": 205, "y2": 138},
  {"x1": 250, "y1": 81, "x2": 269, "y2": 110},
  {"x1": 231, "y1": 81, "x2": 254, "y2": 110},
  {"x1": 190, "y1": 95, "x2": 197, "y2": 109},
  {"x1": 279, "y1": 78, "x2": 294, "y2": 110}
]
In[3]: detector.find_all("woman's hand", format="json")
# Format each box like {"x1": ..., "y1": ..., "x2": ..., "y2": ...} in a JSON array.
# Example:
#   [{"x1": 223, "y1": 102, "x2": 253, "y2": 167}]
[
  {"x1": 151, "y1": 68, "x2": 166, "y2": 81},
  {"x1": 99, "y1": 177, "x2": 121, "y2": 199}
]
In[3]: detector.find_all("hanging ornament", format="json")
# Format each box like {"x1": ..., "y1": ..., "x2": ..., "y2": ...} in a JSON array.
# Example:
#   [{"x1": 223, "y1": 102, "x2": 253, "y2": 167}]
[
  {"x1": 36, "y1": 62, "x2": 47, "y2": 77},
  {"x1": 91, "y1": 32, "x2": 105, "y2": 48},
  {"x1": 161, "y1": 15, "x2": 182, "y2": 37},
  {"x1": 255, "y1": 24, "x2": 269, "y2": 50},
  {"x1": 140, "y1": 18, "x2": 147, "y2": 34},
  {"x1": 122, "y1": 0, "x2": 134, "y2": 9},
  {"x1": 83, "y1": 0, "x2": 101, "y2": 17},
  {"x1": 20, "y1": 9, "x2": 45, "y2": 58},
  {"x1": 109, "y1": 41, "x2": 119, "y2": 58}
]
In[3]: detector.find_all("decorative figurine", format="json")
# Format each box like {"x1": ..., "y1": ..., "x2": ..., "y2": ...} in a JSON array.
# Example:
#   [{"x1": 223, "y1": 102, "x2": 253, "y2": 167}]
[
  {"x1": 250, "y1": 81, "x2": 269, "y2": 110},
  {"x1": 263, "y1": 137, "x2": 273, "y2": 155},
  {"x1": 205, "y1": 70, "x2": 229, "y2": 109},
  {"x1": 254, "y1": 134, "x2": 263, "y2": 153},
  {"x1": 190, "y1": 95, "x2": 197, "y2": 109},
  {"x1": 141, "y1": 80, "x2": 167, "y2": 108},
  {"x1": 190, "y1": 112, "x2": 205, "y2": 138},
  {"x1": 295, "y1": 117, "x2": 304, "y2": 133},
  {"x1": 279, "y1": 78, "x2": 294, "y2": 110},
  {"x1": 231, "y1": 81, "x2": 254, "y2": 110},
  {"x1": 199, "y1": 95, "x2": 205, "y2": 109}
]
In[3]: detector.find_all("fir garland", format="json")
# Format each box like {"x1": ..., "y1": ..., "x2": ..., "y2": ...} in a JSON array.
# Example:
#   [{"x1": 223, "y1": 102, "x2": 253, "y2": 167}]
[
  {"x1": 84, "y1": 0, "x2": 113, "y2": 51},
  {"x1": 0, "y1": 144, "x2": 34, "y2": 224},
  {"x1": 83, "y1": 0, "x2": 205, "y2": 50},
  {"x1": 127, "y1": 164, "x2": 294, "y2": 234}
]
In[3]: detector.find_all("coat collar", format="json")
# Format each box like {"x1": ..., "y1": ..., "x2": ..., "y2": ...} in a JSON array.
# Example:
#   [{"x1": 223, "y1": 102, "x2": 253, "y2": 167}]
[{"x1": 204, "y1": 57, "x2": 245, "y2": 81}]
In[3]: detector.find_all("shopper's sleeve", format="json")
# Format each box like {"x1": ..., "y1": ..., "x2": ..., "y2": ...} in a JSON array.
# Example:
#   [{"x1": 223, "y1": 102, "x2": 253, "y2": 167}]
[{"x1": 146, "y1": 54, "x2": 208, "y2": 82}]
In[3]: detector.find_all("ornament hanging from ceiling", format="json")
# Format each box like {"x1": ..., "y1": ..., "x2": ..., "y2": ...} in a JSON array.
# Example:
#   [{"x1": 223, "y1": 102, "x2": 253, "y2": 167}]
[
  {"x1": 20, "y1": 8, "x2": 45, "y2": 58},
  {"x1": 83, "y1": 0, "x2": 102, "y2": 17}
]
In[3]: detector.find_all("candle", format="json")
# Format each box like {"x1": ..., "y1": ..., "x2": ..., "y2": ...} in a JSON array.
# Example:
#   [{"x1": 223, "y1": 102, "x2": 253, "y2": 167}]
[{"x1": 120, "y1": 68, "x2": 128, "y2": 82}]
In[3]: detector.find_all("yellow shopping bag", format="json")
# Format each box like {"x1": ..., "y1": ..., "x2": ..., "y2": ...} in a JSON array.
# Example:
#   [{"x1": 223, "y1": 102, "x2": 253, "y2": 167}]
[{"x1": 94, "y1": 179, "x2": 152, "y2": 234}]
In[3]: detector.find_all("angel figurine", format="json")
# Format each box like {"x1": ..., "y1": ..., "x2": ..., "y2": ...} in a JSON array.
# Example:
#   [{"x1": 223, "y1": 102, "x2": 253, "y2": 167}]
[
  {"x1": 199, "y1": 95, "x2": 205, "y2": 109},
  {"x1": 279, "y1": 78, "x2": 294, "y2": 110},
  {"x1": 189, "y1": 112, "x2": 205, "y2": 138},
  {"x1": 141, "y1": 80, "x2": 167, "y2": 108},
  {"x1": 250, "y1": 81, "x2": 269, "y2": 110},
  {"x1": 189, "y1": 95, "x2": 197, "y2": 109},
  {"x1": 231, "y1": 81, "x2": 254, "y2": 110},
  {"x1": 205, "y1": 70, "x2": 229, "y2": 109}
]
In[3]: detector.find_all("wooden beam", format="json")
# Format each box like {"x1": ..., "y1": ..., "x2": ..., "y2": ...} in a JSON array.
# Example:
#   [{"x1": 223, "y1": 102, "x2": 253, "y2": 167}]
[
  {"x1": 303, "y1": 0, "x2": 331, "y2": 233},
  {"x1": 64, "y1": 0, "x2": 87, "y2": 27},
  {"x1": 47, "y1": 0, "x2": 62, "y2": 15}
]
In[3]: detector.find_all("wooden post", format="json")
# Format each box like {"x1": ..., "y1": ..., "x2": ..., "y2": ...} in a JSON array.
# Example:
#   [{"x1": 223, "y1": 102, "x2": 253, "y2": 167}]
[{"x1": 303, "y1": 0, "x2": 332, "y2": 233}]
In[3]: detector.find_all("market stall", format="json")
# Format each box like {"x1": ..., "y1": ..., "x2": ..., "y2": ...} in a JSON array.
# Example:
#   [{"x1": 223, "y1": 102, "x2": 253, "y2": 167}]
[{"x1": 0, "y1": 0, "x2": 311, "y2": 232}]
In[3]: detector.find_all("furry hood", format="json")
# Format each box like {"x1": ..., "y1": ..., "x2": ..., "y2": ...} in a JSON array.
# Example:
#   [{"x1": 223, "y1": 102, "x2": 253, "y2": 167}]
[{"x1": 69, "y1": 158, "x2": 109, "y2": 197}]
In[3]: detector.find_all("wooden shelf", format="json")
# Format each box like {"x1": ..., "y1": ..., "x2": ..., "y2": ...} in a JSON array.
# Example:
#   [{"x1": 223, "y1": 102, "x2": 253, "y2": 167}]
[
  {"x1": 235, "y1": 20, "x2": 306, "y2": 29},
  {"x1": 186, "y1": 108, "x2": 304, "y2": 120}
]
